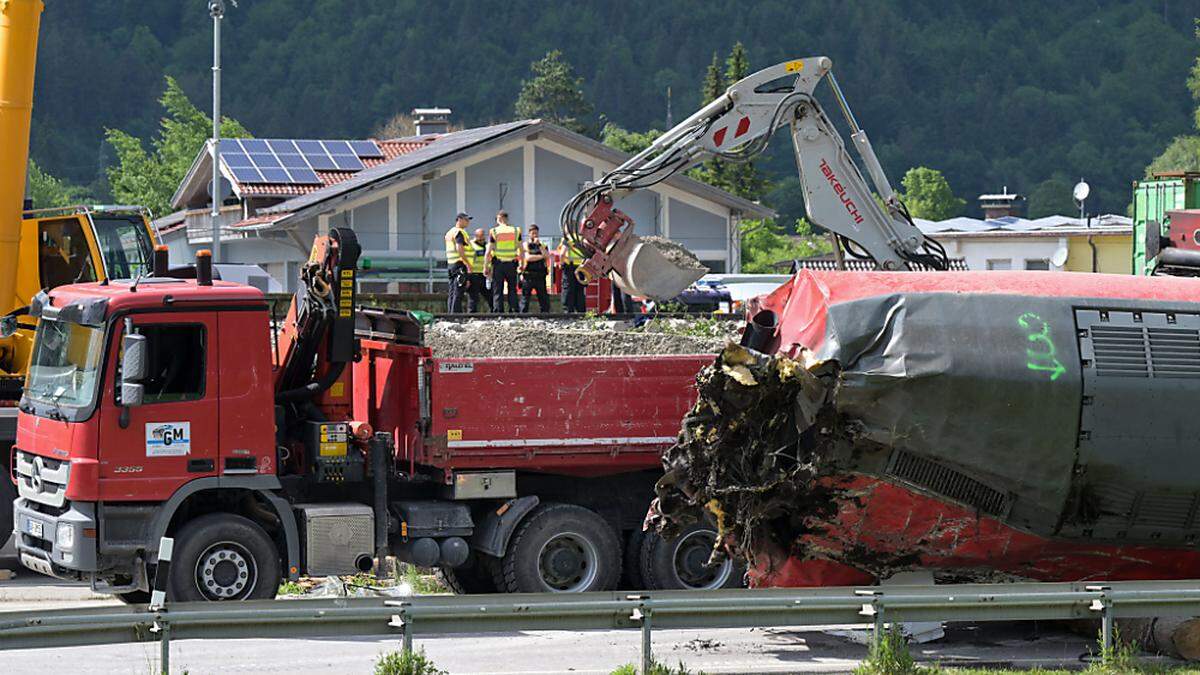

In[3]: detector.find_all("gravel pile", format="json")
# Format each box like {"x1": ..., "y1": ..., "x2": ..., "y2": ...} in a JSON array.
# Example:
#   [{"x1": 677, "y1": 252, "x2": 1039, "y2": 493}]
[{"x1": 424, "y1": 317, "x2": 742, "y2": 358}]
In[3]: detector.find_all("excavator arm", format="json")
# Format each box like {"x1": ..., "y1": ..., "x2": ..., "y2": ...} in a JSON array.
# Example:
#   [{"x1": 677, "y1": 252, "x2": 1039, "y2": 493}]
[{"x1": 561, "y1": 56, "x2": 947, "y2": 300}]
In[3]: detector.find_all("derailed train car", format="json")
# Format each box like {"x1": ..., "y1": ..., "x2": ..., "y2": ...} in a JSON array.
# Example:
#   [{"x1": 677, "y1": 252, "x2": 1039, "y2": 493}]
[{"x1": 655, "y1": 269, "x2": 1200, "y2": 587}]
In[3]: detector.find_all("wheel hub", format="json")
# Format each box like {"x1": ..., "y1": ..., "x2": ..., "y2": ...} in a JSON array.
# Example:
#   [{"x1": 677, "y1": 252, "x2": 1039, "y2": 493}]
[
  {"x1": 537, "y1": 532, "x2": 598, "y2": 592},
  {"x1": 672, "y1": 530, "x2": 731, "y2": 589},
  {"x1": 196, "y1": 542, "x2": 256, "y2": 600}
]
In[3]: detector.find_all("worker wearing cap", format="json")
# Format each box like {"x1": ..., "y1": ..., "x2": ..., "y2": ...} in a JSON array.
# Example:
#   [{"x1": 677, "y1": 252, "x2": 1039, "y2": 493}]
[
  {"x1": 485, "y1": 210, "x2": 523, "y2": 313},
  {"x1": 466, "y1": 228, "x2": 492, "y2": 313},
  {"x1": 519, "y1": 225, "x2": 551, "y2": 313},
  {"x1": 444, "y1": 213, "x2": 473, "y2": 313},
  {"x1": 556, "y1": 236, "x2": 587, "y2": 313}
]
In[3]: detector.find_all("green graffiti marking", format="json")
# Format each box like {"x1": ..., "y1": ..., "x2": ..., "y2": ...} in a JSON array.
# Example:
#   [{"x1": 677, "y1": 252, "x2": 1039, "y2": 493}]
[{"x1": 1018, "y1": 312, "x2": 1066, "y2": 381}]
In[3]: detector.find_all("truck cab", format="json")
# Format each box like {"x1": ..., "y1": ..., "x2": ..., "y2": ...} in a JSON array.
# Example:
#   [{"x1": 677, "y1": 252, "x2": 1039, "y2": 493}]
[{"x1": 12, "y1": 274, "x2": 282, "y2": 598}]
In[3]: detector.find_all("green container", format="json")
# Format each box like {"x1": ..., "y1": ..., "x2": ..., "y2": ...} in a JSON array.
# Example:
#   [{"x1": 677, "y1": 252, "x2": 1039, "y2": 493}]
[{"x1": 1132, "y1": 174, "x2": 1200, "y2": 275}]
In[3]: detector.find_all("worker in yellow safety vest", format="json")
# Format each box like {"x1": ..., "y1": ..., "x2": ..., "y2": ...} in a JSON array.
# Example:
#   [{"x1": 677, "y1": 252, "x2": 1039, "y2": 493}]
[
  {"x1": 467, "y1": 228, "x2": 492, "y2": 312},
  {"x1": 444, "y1": 212, "x2": 474, "y2": 313},
  {"x1": 556, "y1": 236, "x2": 588, "y2": 313},
  {"x1": 484, "y1": 210, "x2": 523, "y2": 313}
]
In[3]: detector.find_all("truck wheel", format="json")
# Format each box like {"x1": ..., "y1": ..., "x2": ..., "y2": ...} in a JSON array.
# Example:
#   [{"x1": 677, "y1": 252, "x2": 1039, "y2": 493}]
[
  {"x1": 168, "y1": 514, "x2": 280, "y2": 602},
  {"x1": 622, "y1": 528, "x2": 647, "y2": 589},
  {"x1": 640, "y1": 523, "x2": 743, "y2": 590},
  {"x1": 436, "y1": 552, "x2": 499, "y2": 594},
  {"x1": 495, "y1": 503, "x2": 620, "y2": 593}
]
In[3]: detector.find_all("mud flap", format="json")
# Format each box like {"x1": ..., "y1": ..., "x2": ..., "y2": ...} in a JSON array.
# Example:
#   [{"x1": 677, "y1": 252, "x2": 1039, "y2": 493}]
[{"x1": 471, "y1": 495, "x2": 540, "y2": 558}]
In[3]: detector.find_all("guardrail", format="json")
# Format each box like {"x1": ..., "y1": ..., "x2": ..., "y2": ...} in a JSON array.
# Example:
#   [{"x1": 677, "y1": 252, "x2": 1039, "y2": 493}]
[{"x1": 2, "y1": 581, "x2": 1200, "y2": 674}]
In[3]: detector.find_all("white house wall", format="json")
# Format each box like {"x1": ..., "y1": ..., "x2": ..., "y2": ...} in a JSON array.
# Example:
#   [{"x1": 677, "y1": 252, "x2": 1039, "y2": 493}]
[{"x1": 939, "y1": 237, "x2": 1068, "y2": 271}]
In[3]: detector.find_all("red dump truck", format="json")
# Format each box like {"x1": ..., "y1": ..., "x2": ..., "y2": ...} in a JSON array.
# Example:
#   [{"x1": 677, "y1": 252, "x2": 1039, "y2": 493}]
[{"x1": 10, "y1": 230, "x2": 735, "y2": 602}]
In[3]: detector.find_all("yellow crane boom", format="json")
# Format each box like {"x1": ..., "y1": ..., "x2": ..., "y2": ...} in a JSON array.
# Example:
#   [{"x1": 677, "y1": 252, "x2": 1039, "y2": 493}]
[{"x1": 0, "y1": 0, "x2": 43, "y2": 317}]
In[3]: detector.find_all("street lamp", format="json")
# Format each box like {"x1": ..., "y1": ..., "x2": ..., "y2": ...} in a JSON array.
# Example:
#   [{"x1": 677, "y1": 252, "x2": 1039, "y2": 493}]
[
  {"x1": 208, "y1": 0, "x2": 231, "y2": 262},
  {"x1": 1074, "y1": 179, "x2": 1096, "y2": 272}
]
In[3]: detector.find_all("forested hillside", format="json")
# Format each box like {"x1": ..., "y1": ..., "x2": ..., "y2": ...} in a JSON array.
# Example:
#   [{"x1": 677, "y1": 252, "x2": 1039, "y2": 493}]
[{"x1": 29, "y1": 1, "x2": 1200, "y2": 215}]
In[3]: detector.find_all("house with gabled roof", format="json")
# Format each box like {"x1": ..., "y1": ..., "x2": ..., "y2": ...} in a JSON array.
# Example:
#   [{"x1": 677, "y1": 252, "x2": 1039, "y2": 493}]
[{"x1": 158, "y1": 112, "x2": 774, "y2": 292}]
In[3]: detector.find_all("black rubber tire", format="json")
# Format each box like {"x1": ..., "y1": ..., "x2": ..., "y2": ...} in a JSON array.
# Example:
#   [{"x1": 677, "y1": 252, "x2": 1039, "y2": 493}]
[
  {"x1": 640, "y1": 523, "x2": 744, "y2": 591},
  {"x1": 495, "y1": 503, "x2": 621, "y2": 593},
  {"x1": 622, "y1": 528, "x2": 647, "y2": 590},
  {"x1": 0, "y1": 473, "x2": 13, "y2": 550},
  {"x1": 436, "y1": 552, "x2": 500, "y2": 594},
  {"x1": 168, "y1": 513, "x2": 280, "y2": 602}
]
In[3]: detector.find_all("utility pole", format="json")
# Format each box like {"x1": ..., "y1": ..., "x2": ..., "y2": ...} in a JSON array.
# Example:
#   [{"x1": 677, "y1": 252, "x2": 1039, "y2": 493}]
[{"x1": 209, "y1": 0, "x2": 226, "y2": 262}]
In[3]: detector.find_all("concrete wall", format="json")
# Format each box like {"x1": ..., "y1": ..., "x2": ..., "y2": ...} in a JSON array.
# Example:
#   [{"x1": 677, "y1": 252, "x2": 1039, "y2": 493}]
[
  {"x1": 351, "y1": 198, "x2": 389, "y2": 251},
  {"x1": 466, "y1": 149, "x2": 523, "y2": 227},
  {"x1": 669, "y1": 198, "x2": 727, "y2": 266},
  {"x1": 534, "y1": 148, "x2": 592, "y2": 232}
]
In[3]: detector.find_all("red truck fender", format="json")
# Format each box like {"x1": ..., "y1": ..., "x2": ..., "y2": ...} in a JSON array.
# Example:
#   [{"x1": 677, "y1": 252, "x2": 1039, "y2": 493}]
[
  {"x1": 146, "y1": 476, "x2": 301, "y2": 582},
  {"x1": 471, "y1": 495, "x2": 540, "y2": 558}
]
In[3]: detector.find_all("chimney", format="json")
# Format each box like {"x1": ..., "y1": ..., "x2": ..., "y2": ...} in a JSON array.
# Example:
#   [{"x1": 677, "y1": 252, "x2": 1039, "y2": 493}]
[
  {"x1": 412, "y1": 107, "x2": 452, "y2": 136},
  {"x1": 978, "y1": 187, "x2": 1026, "y2": 220}
]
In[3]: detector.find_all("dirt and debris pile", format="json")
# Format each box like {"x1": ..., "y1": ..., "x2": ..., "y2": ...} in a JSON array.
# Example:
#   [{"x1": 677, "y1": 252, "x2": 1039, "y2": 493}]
[
  {"x1": 651, "y1": 343, "x2": 850, "y2": 568},
  {"x1": 640, "y1": 235, "x2": 709, "y2": 271},
  {"x1": 424, "y1": 316, "x2": 742, "y2": 358}
]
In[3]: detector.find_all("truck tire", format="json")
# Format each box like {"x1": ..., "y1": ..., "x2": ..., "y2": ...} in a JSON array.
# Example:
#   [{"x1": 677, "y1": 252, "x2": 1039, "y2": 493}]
[
  {"x1": 640, "y1": 523, "x2": 743, "y2": 590},
  {"x1": 436, "y1": 552, "x2": 499, "y2": 594},
  {"x1": 622, "y1": 528, "x2": 647, "y2": 589},
  {"x1": 168, "y1": 513, "x2": 280, "y2": 602},
  {"x1": 495, "y1": 503, "x2": 620, "y2": 593}
]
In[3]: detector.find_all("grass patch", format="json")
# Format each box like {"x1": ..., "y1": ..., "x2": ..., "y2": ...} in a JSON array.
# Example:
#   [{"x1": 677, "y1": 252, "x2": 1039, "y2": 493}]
[
  {"x1": 395, "y1": 562, "x2": 447, "y2": 595},
  {"x1": 374, "y1": 648, "x2": 446, "y2": 675},
  {"x1": 610, "y1": 660, "x2": 701, "y2": 675},
  {"x1": 277, "y1": 580, "x2": 305, "y2": 595}
]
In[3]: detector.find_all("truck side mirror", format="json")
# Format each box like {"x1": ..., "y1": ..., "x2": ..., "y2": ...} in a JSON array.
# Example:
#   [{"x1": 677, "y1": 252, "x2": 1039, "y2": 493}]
[{"x1": 120, "y1": 333, "x2": 147, "y2": 408}]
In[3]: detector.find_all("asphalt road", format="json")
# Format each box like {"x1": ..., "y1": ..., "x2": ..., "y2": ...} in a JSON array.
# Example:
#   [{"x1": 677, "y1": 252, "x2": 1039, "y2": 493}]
[{"x1": 0, "y1": 542, "x2": 1171, "y2": 674}]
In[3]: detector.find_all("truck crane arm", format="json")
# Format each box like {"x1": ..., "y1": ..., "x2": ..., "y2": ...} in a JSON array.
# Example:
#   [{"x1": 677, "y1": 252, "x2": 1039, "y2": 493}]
[{"x1": 561, "y1": 56, "x2": 947, "y2": 300}]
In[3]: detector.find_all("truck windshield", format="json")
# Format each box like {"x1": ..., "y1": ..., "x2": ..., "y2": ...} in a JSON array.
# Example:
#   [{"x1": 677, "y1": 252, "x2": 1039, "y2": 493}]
[
  {"x1": 24, "y1": 319, "x2": 106, "y2": 410},
  {"x1": 92, "y1": 215, "x2": 153, "y2": 280}
]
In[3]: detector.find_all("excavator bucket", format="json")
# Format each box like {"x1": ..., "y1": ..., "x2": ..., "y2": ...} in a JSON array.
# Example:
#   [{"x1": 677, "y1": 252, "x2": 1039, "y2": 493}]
[{"x1": 609, "y1": 233, "x2": 707, "y2": 301}]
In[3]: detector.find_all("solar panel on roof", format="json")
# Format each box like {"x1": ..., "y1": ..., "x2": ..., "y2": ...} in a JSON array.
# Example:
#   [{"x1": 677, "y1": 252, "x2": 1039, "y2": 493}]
[
  {"x1": 286, "y1": 168, "x2": 321, "y2": 184},
  {"x1": 223, "y1": 152, "x2": 253, "y2": 168},
  {"x1": 258, "y1": 167, "x2": 291, "y2": 183},
  {"x1": 348, "y1": 140, "x2": 384, "y2": 158},
  {"x1": 267, "y1": 139, "x2": 297, "y2": 154},
  {"x1": 229, "y1": 166, "x2": 263, "y2": 183},
  {"x1": 249, "y1": 153, "x2": 281, "y2": 169},
  {"x1": 306, "y1": 152, "x2": 337, "y2": 171},
  {"x1": 322, "y1": 140, "x2": 353, "y2": 156},
  {"x1": 240, "y1": 139, "x2": 269, "y2": 153},
  {"x1": 330, "y1": 154, "x2": 364, "y2": 171},
  {"x1": 277, "y1": 153, "x2": 308, "y2": 169}
]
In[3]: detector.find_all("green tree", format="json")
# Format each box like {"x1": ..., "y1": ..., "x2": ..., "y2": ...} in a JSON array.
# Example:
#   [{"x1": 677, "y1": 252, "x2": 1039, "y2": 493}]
[
  {"x1": 1145, "y1": 135, "x2": 1200, "y2": 177},
  {"x1": 515, "y1": 50, "x2": 594, "y2": 135},
  {"x1": 1027, "y1": 176, "x2": 1080, "y2": 217},
  {"x1": 600, "y1": 123, "x2": 662, "y2": 154},
  {"x1": 690, "y1": 45, "x2": 770, "y2": 201},
  {"x1": 26, "y1": 161, "x2": 89, "y2": 209},
  {"x1": 895, "y1": 167, "x2": 965, "y2": 220},
  {"x1": 740, "y1": 218, "x2": 831, "y2": 273},
  {"x1": 105, "y1": 76, "x2": 250, "y2": 217}
]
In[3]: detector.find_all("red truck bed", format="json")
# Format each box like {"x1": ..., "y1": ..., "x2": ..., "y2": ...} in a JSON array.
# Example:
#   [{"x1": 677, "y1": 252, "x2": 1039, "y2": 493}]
[{"x1": 355, "y1": 341, "x2": 710, "y2": 478}]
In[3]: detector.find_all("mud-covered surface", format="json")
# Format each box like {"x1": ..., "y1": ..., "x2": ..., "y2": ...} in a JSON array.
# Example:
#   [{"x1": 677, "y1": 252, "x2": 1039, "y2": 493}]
[
  {"x1": 651, "y1": 343, "x2": 856, "y2": 572},
  {"x1": 640, "y1": 235, "x2": 709, "y2": 271},
  {"x1": 424, "y1": 316, "x2": 742, "y2": 358}
]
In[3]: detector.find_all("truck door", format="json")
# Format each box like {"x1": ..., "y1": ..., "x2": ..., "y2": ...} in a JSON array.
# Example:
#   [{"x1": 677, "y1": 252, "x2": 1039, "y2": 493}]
[{"x1": 98, "y1": 312, "x2": 220, "y2": 501}]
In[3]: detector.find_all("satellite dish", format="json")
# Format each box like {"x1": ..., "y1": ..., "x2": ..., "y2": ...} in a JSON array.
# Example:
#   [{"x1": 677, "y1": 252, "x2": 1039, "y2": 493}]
[
  {"x1": 1073, "y1": 180, "x2": 1090, "y2": 203},
  {"x1": 1050, "y1": 247, "x2": 1069, "y2": 267},
  {"x1": 206, "y1": 176, "x2": 233, "y2": 202}
]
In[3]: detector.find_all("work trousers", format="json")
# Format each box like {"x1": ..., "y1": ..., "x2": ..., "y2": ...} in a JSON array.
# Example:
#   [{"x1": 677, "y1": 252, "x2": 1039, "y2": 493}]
[
  {"x1": 467, "y1": 273, "x2": 492, "y2": 313},
  {"x1": 520, "y1": 267, "x2": 550, "y2": 313},
  {"x1": 611, "y1": 284, "x2": 629, "y2": 313},
  {"x1": 491, "y1": 259, "x2": 520, "y2": 313},
  {"x1": 446, "y1": 262, "x2": 468, "y2": 313},
  {"x1": 561, "y1": 264, "x2": 586, "y2": 313}
]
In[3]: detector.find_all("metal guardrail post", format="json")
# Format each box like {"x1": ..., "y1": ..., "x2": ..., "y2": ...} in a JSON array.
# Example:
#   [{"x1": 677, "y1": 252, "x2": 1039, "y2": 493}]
[
  {"x1": 160, "y1": 620, "x2": 171, "y2": 675},
  {"x1": 1088, "y1": 585, "x2": 1114, "y2": 656},
  {"x1": 856, "y1": 589, "x2": 884, "y2": 650},
  {"x1": 386, "y1": 600, "x2": 413, "y2": 653},
  {"x1": 628, "y1": 595, "x2": 652, "y2": 675}
]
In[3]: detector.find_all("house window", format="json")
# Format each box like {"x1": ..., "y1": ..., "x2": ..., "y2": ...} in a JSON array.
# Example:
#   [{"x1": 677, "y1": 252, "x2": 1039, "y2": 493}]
[
  {"x1": 1024, "y1": 259, "x2": 1050, "y2": 271},
  {"x1": 986, "y1": 259, "x2": 1012, "y2": 271},
  {"x1": 701, "y1": 260, "x2": 726, "y2": 274}
]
